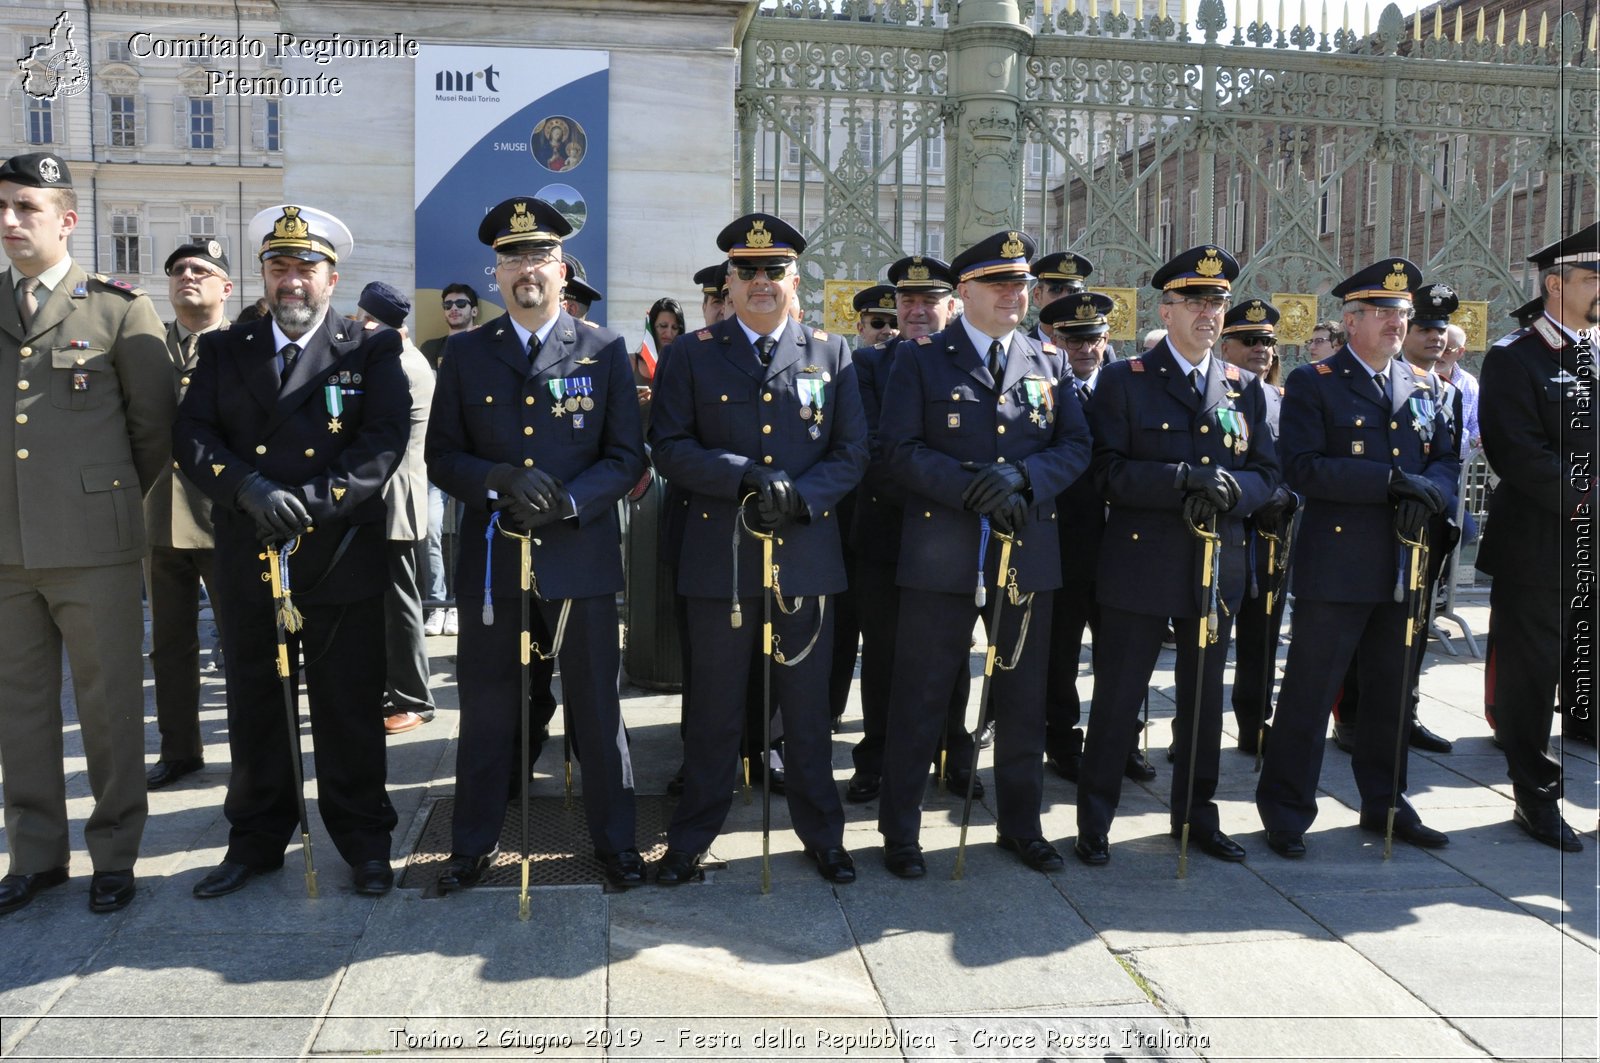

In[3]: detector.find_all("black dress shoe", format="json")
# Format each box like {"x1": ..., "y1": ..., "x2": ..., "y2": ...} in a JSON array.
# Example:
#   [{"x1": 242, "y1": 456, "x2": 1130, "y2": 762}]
[
  {"x1": 665, "y1": 766, "x2": 686, "y2": 797},
  {"x1": 944, "y1": 770, "x2": 985, "y2": 799},
  {"x1": 1237, "y1": 724, "x2": 1269, "y2": 756},
  {"x1": 146, "y1": 757, "x2": 204, "y2": 789},
  {"x1": 352, "y1": 860, "x2": 394, "y2": 896},
  {"x1": 845, "y1": 771, "x2": 880, "y2": 803},
  {"x1": 1073, "y1": 834, "x2": 1110, "y2": 866},
  {"x1": 193, "y1": 860, "x2": 259, "y2": 899},
  {"x1": 1330, "y1": 722, "x2": 1356, "y2": 753},
  {"x1": 831, "y1": 713, "x2": 844, "y2": 734},
  {"x1": 746, "y1": 758, "x2": 786, "y2": 797},
  {"x1": 1359, "y1": 815, "x2": 1449, "y2": 848},
  {"x1": 89, "y1": 869, "x2": 135, "y2": 913},
  {"x1": 1124, "y1": 749, "x2": 1157, "y2": 781},
  {"x1": 653, "y1": 848, "x2": 703, "y2": 886},
  {"x1": 809, "y1": 846, "x2": 856, "y2": 884},
  {"x1": 437, "y1": 849, "x2": 497, "y2": 893},
  {"x1": 599, "y1": 848, "x2": 646, "y2": 888},
  {"x1": 1513, "y1": 804, "x2": 1583, "y2": 852},
  {"x1": 1265, "y1": 831, "x2": 1306, "y2": 858},
  {"x1": 0, "y1": 866, "x2": 68, "y2": 915},
  {"x1": 883, "y1": 841, "x2": 926, "y2": 879},
  {"x1": 1408, "y1": 720, "x2": 1453, "y2": 754},
  {"x1": 1174, "y1": 828, "x2": 1246, "y2": 862},
  {"x1": 976, "y1": 721, "x2": 996, "y2": 749},
  {"x1": 998, "y1": 835, "x2": 1064, "y2": 873},
  {"x1": 1047, "y1": 752, "x2": 1081, "y2": 782}
]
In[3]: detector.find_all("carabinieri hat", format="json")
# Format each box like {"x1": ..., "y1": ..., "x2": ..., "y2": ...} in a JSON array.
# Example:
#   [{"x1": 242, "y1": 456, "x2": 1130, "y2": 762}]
[
  {"x1": 1331, "y1": 258, "x2": 1421, "y2": 307},
  {"x1": 478, "y1": 197, "x2": 571, "y2": 251},
  {"x1": 1221, "y1": 298, "x2": 1279, "y2": 339},
  {"x1": 164, "y1": 241, "x2": 230, "y2": 277},
  {"x1": 1039, "y1": 291, "x2": 1115, "y2": 338},
  {"x1": 1150, "y1": 245, "x2": 1238, "y2": 296},
  {"x1": 1411, "y1": 282, "x2": 1459, "y2": 329},
  {"x1": 1526, "y1": 220, "x2": 1600, "y2": 271},
  {"x1": 249, "y1": 204, "x2": 352, "y2": 265},
  {"x1": 1030, "y1": 251, "x2": 1095, "y2": 291},
  {"x1": 950, "y1": 230, "x2": 1036, "y2": 283},
  {"x1": 716, "y1": 212, "x2": 805, "y2": 264},
  {"x1": 0, "y1": 151, "x2": 72, "y2": 188},
  {"x1": 886, "y1": 254, "x2": 955, "y2": 293},
  {"x1": 853, "y1": 284, "x2": 898, "y2": 317}
]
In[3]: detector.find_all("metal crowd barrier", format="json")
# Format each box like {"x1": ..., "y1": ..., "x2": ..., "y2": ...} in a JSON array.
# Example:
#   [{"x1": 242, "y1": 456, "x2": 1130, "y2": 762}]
[{"x1": 1428, "y1": 446, "x2": 1491, "y2": 658}]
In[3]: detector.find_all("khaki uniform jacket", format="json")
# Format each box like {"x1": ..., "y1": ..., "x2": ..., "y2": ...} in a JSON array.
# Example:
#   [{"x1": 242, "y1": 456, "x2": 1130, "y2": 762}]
[
  {"x1": 0, "y1": 262, "x2": 174, "y2": 568},
  {"x1": 144, "y1": 319, "x2": 225, "y2": 549}
]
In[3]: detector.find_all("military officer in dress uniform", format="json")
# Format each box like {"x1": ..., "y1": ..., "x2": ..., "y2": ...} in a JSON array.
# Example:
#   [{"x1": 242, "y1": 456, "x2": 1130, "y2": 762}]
[
  {"x1": 853, "y1": 283, "x2": 898, "y2": 348},
  {"x1": 0, "y1": 152, "x2": 174, "y2": 916},
  {"x1": 694, "y1": 263, "x2": 729, "y2": 327},
  {"x1": 1074, "y1": 246, "x2": 1279, "y2": 867},
  {"x1": 1255, "y1": 258, "x2": 1458, "y2": 858},
  {"x1": 649, "y1": 212, "x2": 867, "y2": 885},
  {"x1": 876, "y1": 230, "x2": 1093, "y2": 878},
  {"x1": 1217, "y1": 299, "x2": 1295, "y2": 757},
  {"x1": 427, "y1": 197, "x2": 646, "y2": 889},
  {"x1": 562, "y1": 275, "x2": 602, "y2": 321},
  {"x1": 1477, "y1": 223, "x2": 1599, "y2": 852},
  {"x1": 145, "y1": 241, "x2": 232, "y2": 789},
  {"x1": 1027, "y1": 251, "x2": 1094, "y2": 347},
  {"x1": 1036, "y1": 291, "x2": 1142, "y2": 783},
  {"x1": 176, "y1": 204, "x2": 410, "y2": 899},
  {"x1": 846, "y1": 254, "x2": 978, "y2": 804}
]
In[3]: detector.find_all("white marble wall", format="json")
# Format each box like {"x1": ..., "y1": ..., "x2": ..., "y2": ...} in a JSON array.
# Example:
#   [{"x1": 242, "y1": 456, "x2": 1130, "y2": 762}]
[{"x1": 279, "y1": 0, "x2": 747, "y2": 343}]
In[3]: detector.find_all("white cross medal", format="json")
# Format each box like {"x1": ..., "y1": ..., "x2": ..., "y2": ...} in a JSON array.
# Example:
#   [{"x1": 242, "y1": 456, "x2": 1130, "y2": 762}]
[
  {"x1": 323, "y1": 384, "x2": 344, "y2": 434},
  {"x1": 797, "y1": 377, "x2": 826, "y2": 439},
  {"x1": 1408, "y1": 392, "x2": 1435, "y2": 443}
]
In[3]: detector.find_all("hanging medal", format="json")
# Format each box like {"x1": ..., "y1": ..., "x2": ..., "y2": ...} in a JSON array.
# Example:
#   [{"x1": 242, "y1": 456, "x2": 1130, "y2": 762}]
[
  {"x1": 547, "y1": 378, "x2": 567, "y2": 417},
  {"x1": 324, "y1": 383, "x2": 344, "y2": 434},
  {"x1": 1408, "y1": 393, "x2": 1435, "y2": 442},
  {"x1": 579, "y1": 376, "x2": 595, "y2": 411}
]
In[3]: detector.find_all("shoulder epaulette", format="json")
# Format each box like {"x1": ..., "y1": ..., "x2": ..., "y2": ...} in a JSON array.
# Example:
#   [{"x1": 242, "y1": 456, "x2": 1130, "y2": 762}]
[
  {"x1": 1129, "y1": 359, "x2": 1146, "y2": 373},
  {"x1": 1224, "y1": 363, "x2": 1241, "y2": 381},
  {"x1": 696, "y1": 329, "x2": 712, "y2": 341},
  {"x1": 89, "y1": 273, "x2": 145, "y2": 298},
  {"x1": 1410, "y1": 362, "x2": 1430, "y2": 377},
  {"x1": 362, "y1": 320, "x2": 380, "y2": 331},
  {"x1": 580, "y1": 318, "x2": 599, "y2": 328},
  {"x1": 813, "y1": 329, "x2": 829, "y2": 340},
  {"x1": 1041, "y1": 341, "x2": 1059, "y2": 354},
  {"x1": 1532, "y1": 317, "x2": 1564, "y2": 350},
  {"x1": 1315, "y1": 363, "x2": 1333, "y2": 374}
]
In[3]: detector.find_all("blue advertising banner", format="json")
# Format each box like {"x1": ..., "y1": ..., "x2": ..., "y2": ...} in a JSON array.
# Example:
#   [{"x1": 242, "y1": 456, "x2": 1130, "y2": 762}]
[{"x1": 414, "y1": 46, "x2": 609, "y2": 331}]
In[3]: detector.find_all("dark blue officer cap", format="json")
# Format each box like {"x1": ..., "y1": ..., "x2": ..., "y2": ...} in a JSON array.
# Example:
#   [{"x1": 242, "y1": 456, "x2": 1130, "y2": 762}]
[
  {"x1": 1039, "y1": 291, "x2": 1114, "y2": 337},
  {"x1": 565, "y1": 275, "x2": 602, "y2": 306},
  {"x1": 1411, "y1": 282, "x2": 1459, "y2": 329},
  {"x1": 1527, "y1": 221, "x2": 1600, "y2": 271},
  {"x1": 477, "y1": 197, "x2": 572, "y2": 251},
  {"x1": 1030, "y1": 251, "x2": 1095, "y2": 289},
  {"x1": 1221, "y1": 298, "x2": 1280, "y2": 339},
  {"x1": 1331, "y1": 258, "x2": 1420, "y2": 308},
  {"x1": 1150, "y1": 245, "x2": 1238, "y2": 296},
  {"x1": 358, "y1": 281, "x2": 411, "y2": 329},
  {"x1": 717, "y1": 213, "x2": 805, "y2": 264},
  {"x1": 0, "y1": 151, "x2": 72, "y2": 188},
  {"x1": 694, "y1": 263, "x2": 728, "y2": 295},
  {"x1": 950, "y1": 230, "x2": 1036, "y2": 283},
  {"x1": 853, "y1": 284, "x2": 898, "y2": 317},
  {"x1": 164, "y1": 240, "x2": 230, "y2": 277},
  {"x1": 886, "y1": 254, "x2": 955, "y2": 293}
]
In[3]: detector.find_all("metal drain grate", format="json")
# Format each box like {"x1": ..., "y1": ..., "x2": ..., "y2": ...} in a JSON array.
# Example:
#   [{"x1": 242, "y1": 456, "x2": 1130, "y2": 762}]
[{"x1": 402, "y1": 795, "x2": 674, "y2": 890}]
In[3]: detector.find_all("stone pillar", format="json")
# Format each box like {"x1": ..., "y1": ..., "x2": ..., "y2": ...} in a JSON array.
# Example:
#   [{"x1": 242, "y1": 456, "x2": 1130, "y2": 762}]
[{"x1": 946, "y1": 0, "x2": 1033, "y2": 250}]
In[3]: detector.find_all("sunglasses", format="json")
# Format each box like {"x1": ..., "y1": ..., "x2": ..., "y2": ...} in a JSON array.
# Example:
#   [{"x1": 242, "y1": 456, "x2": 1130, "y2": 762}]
[
  {"x1": 866, "y1": 317, "x2": 892, "y2": 330},
  {"x1": 442, "y1": 298, "x2": 472, "y2": 309},
  {"x1": 733, "y1": 264, "x2": 791, "y2": 282}
]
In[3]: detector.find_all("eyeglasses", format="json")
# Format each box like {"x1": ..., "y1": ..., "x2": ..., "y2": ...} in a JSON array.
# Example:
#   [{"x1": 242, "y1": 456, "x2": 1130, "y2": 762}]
[
  {"x1": 1245, "y1": 338, "x2": 1277, "y2": 348},
  {"x1": 733, "y1": 264, "x2": 792, "y2": 282},
  {"x1": 441, "y1": 298, "x2": 472, "y2": 309},
  {"x1": 865, "y1": 317, "x2": 892, "y2": 330},
  {"x1": 1041, "y1": 281, "x2": 1077, "y2": 295},
  {"x1": 1350, "y1": 307, "x2": 1413, "y2": 321},
  {"x1": 1306, "y1": 336, "x2": 1334, "y2": 346},
  {"x1": 1165, "y1": 296, "x2": 1231, "y2": 314},
  {"x1": 169, "y1": 263, "x2": 223, "y2": 279},
  {"x1": 1058, "y1": 336, "x2": 1106, "y2": 348},
  {"x1": 496, "y1": 250, "x2": 559, "y2": 270}
]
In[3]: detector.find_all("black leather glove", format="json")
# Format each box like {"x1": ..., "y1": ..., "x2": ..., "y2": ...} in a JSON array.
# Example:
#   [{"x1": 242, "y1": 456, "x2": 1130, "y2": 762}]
[
  {"x1": 961, "y1": 462, "x2": 1026, "y2": 514},
  {"x1": 1394, "y1": 498, "x2": 1429, "y2": 539},
  {"x1": 1182, "y1": 493, "x2": 1219, "y2": 528},
  {"x1": 1176, "y1": 463, "x2": 1242, "y2": 512},
  {"x1": 486, "y1": 463, "x2": 564, "y2": 512},
  {"x1": 1388, "y1": 468, "x2": 1446, "y2": 514},
  {"x1": 988, "y1": 493, "x2": 1028, "y2": 536},
  {"x1": 234, "y1": 472, "x2": 311, "y2": 544},
  {"x1": 1253, "y1": 486, "x2": 1298, "y2": 534},
  {"x1": 741, "y1": 466, "x2": 802, "y2": 520}
]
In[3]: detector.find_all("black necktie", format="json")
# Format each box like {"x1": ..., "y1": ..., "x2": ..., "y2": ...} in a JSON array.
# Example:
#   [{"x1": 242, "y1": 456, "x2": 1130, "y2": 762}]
[
  {"x1": 987, "y1": 339, "x2": 1004, "y2": 382},
  {"x1": 1077, "y1": 382, "x2": 1092, "y2": 405},
  {"x1": 1373, "y1": 370, "x2": 1388, "y2": 400},
  {"x1": 1191, "y1": 367, "x2": 1205, "y2": 399},
  {"x1": 757, "y1": 335, "x2": 776, "y2": 368},
  {"x1": 527, "y1": 332, "x2": 541, "y2": 361},
  {"x1": 279, "y1": 342, "x2": 300, "y2": 385}
]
